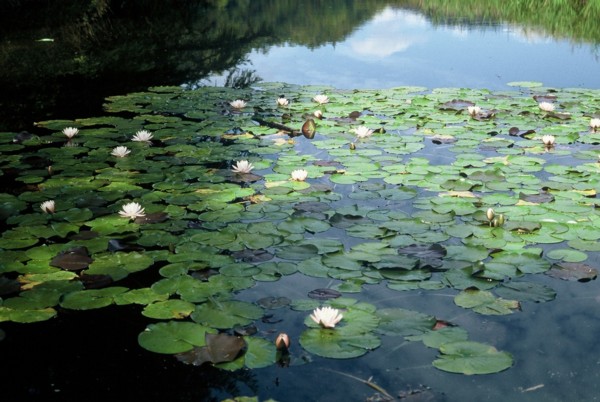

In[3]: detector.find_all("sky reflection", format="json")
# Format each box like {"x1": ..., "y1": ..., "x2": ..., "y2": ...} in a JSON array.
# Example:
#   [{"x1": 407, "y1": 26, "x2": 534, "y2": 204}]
[{"x1": 208, "y1": 7, "x2": 600, "y2": 90}]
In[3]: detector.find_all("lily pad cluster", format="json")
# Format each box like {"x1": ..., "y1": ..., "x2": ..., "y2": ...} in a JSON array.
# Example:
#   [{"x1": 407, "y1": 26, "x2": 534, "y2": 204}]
[{"x1": 1, "y1": 82, "x2": 599, "y2": 375}]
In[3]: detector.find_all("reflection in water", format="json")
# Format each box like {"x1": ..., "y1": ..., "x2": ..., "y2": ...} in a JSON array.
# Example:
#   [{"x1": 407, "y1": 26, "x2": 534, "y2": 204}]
[{"x1": 1, "y1": 0, "x2": 599, "y2": 131}]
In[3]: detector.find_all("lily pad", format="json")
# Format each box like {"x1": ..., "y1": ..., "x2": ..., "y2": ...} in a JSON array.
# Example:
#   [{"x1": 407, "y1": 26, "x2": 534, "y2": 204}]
[
  {"x1": 433, "y1": 341, "x2": 513, "y2": 375},
  {"x1": 175, "y1": 333, "x2": 246, "y2": 365},
  {"x1": 546, "y1": 262, "x2": 598, "y2": 282}
]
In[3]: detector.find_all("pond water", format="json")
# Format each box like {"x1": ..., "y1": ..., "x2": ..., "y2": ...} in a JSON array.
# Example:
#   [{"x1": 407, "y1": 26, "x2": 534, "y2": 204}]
[
  {"x1": 2, "y1": 2, "x2": 600, "y2": 402},
  {"x1": 203, "y1": 7, "x2": 600, "y2": 91}
]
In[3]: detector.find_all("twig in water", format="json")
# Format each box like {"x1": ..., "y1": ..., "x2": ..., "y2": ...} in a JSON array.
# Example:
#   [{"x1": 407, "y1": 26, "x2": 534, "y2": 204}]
[{"x1": 323, "y1": 368, "x2": 394, "y2": 400}]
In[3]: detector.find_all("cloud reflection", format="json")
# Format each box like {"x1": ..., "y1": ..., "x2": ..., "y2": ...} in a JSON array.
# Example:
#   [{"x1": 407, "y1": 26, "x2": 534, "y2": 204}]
[{"x1": 341, "y1": 7, "x2": 428, "y2": 58}]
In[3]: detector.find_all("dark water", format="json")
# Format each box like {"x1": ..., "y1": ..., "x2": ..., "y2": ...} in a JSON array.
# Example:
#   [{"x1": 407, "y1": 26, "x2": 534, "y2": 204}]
[{"x1": 2, "y1": 1, "x2": 600, "y2": 402}]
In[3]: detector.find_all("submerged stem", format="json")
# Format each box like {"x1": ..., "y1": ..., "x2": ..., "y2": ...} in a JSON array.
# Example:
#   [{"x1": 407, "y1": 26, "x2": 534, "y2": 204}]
[{"x1": 323, "y1": 368, "x2": 394, "y2": 400}]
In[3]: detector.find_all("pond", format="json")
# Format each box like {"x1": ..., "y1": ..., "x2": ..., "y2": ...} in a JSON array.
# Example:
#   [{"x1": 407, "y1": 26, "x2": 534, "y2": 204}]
[{"x1": 1, "y1": 2, "x2": 600, "y2": 402}]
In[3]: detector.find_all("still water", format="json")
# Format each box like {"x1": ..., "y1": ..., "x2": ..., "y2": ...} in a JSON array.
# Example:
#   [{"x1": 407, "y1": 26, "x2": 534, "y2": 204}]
[
  {"x1": 2, "y1": 2, "x2": 600, "y2": 402},
  {"x1": 204, "y1": 7, "x2": 600, "y2": 90}
]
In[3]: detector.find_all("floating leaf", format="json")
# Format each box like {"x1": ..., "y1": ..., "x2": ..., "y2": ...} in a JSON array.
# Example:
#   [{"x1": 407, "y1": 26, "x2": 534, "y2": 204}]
[
  {"x1": 307, "y1": 288, "x2": 341, "y2": 300},
  {"x1": 494, "y1": 282, "x2": 556, "y2": 303},
  {"x1": 376, "y1": 308, "x2": 435, "y2": 336},
  {"x1": 433, "y1": 341, "x2": 513, "y2": 375},
  {"x1": 299, "y1": 327, "x2": 380, "y2": 359},
  {"x1": 50, "y1": 246, "x2": 93, "y2": 271},
  {"x1": 546, "y1": 262, "x2": 598, "y2": 282},
  {"x1": 191, "y1": 300, "x2": 264, "y2": 329},
  {"x1": 454, "y1": 289, "x2": 520, "y2": 315},
  {"x1": 138, "y1": 321, "x2": 216, "y2": 354},
  {"x1": 176, "y1": 333, "x2": 246, "y2": 365},
  {"x1": 256, "y1": 296, "x2": 291, "y2": 309}
]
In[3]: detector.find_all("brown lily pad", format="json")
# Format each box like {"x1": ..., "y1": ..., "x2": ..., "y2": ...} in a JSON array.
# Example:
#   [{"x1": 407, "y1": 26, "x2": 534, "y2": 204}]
[
  {"x1": 257, "y1": 296, "x2": 291, "y2": 309},
  {"x1": 135, "y1": 212, "x2": 169, "y2": 224},
  {"x1": 308, "y1": 288, "x2": 341, "y2": 300},
  {"x1": 546, "y1": 262, "x2": 598, "y2": 282},
  {"x1": 50, "y1": 246, "x2": 93, "y2": 271},
  {"x1": 176, "y1": 333, "x2": 246, "y2": 366},
  {"x1": 439, "y1": 99, "x2": 475, "y2": 111},
  {"x1": 519, "y1": 191, "x2": 554, "y2": 204},
  {"x1": 232, "y1": 249, "x2": 274, "y2": 263}
]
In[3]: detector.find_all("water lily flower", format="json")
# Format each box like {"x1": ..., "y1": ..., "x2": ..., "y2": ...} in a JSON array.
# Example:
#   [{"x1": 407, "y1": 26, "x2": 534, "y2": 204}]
[
  {"x1": 62, "y1": 127, "x2": 79, "y2": 138},
  {"x1": 542, "y1": 135, "x2": 555, "y2": 146},
  {"x1": 111, "y1": 146, "x2": 131, "y2": 157},
  {"x1": 275, "y1": 333, "x2": 290, "y2": 351},
  {"x1": 291, "y1": 169, "x2": 308, "y2": 181},
  {"x1": 40, "y1": 200, "x2": 55, "y2": 214},
  {"x1": 538, "y1": 102, "x2": 555, "y2": 112},
  {"x1": 313, "y1": 110, "x2": 323, "y2": 119},
  {"x1": 119, "y1": 202, "x2": 146, "y2": 220},
  {"x1": 590, "y1": 118, "x2": 600, "y2": 132},
  {"x1": 313, "y1": 94, "x2": 329, "y2": 105},
  {"x1": 232, "y1": 160, "x2": 254, "y2": 174},
  {"x1": 486, "y1": 208, "x2": 495, "y2": 222},
  {"x1": 230, "y1": 99, "x2": 247, "y2": 109},
  {"x1": 310, "y1": 306, "x2": 343, "y2": 328},
  {"x1": 276, "y1": 97, "x2": 289, "y2": 107},
  {"x1": 352, "y1": 126, "x2": 374, "y2": 139},
  {"x1": 467, "y1": 106, "x2": 481, "y2": 117},
  {"x1": 132, "y1": 130, "x2": 153, "y2": 142}
]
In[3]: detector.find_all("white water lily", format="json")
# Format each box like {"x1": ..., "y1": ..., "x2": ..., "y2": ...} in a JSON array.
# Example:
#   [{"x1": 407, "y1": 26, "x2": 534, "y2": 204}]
[
  {"x1": 542, "y1": 134, "x2": 555, "y2": 146},
  {"x1": 291, "y1": 169, "x2": 308, "y2": 181},
  {"x1": 40, "y1": 200, "x2": 55, "y2": 214},
  {"x1": 111, "y1": 146, "x2": 131, "y2": 157},
  {"x1": 62, "y1": 127, "x2": 79, "y2": 138},
  {"x1": 467, "y1": 106, "x2": 481, "y2": 117},
  {"x1": 352, "y1": 126, "x2": 374, "y2": 139},
  {"x1": 590, "y1": 118, "x2": 600, "y2": 131},
  {"x1": 276, "y1": 97, "x2": 289, "y2": 107},
  {"x1": 119, "y1": 202, "x2": 146, "y2": 220},
  {"x1": 538, "y1": 102, "x2": 555, "y2": 112},
  {"x1": 310, "y1": 306, "x2": 343, "y2": 328},
  {"x1": 132, "y1": 130, "x2": 153, "y2": 142},
  {"x1": 313, "y1": 94, "x2": 329, "y2": 105},
  {"x1": 230, "y1": 99, "x2": 247, "y2": 109},
  {"x1": 232, "y1": 160, "x2": 254, "y2": 174}
]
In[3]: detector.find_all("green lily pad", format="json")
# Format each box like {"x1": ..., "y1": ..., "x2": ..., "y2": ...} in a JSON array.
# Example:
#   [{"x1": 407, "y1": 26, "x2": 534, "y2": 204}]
[
  {"x1": 454, "y1": 289, "x2": 520, "y2": 315},
  {"x1": 376, "y1": 308, "x2": 436, "y2": 336},
  {"x1": 494, "y1": 282, "x2": 556, "y2": 303},
  {"x1": 60, "y1": 287, "x2": 129, "y2": 310},
  {"x1": 433, "y1": 341, "x2": 513, "y2": 374},
  {"x1": 299, "y1": 327, "x2": 380, "y2": 359},
  {"x1": 243, "y1": 336, "x2": 277, "y2": 369},
  {"x1": 191, "y1": 300, "x2": 264, "y2": 329},
  {"x1": 138, "y1": 321, "x2": 216, "y2": 354},
  {"x1": 142, "y1": 299, "x2": 196, "y2": 319}
]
